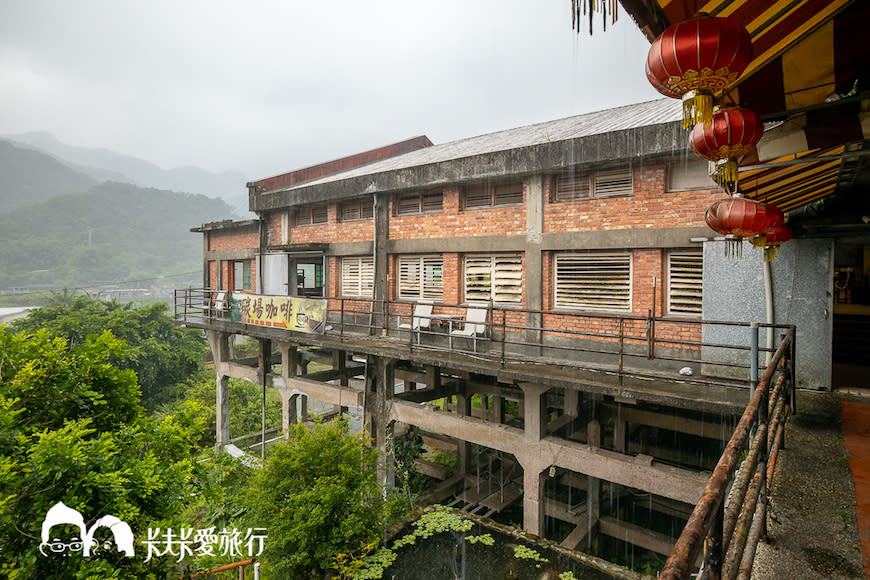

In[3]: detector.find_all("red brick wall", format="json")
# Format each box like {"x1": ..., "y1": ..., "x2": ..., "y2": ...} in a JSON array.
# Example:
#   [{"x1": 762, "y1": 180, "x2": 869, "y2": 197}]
[
  {"x1": 287, "y1": 204, "x2": 374, "y2": 244},
  {"x1": 544, "y1": 164, "x2": 720, "y2": 233},
  {"x1": 209, "y1": 228, "x2": 259, "y2": 251},
  {"x1": 390, "y1": 187, "x2": 525, "y2": 240},
  {"x1": 208, "y1": 261, "x2": 217, "y2": 290}
]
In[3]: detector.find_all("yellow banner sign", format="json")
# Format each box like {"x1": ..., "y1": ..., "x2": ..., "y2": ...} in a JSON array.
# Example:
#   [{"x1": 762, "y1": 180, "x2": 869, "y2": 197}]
[{"x1": 231, "y1": 294, "x2": 327, "y2": 334}]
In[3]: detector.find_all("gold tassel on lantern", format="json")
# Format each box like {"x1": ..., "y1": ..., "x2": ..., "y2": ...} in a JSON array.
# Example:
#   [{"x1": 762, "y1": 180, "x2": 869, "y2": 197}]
[
  {"x1": 682, "y1": 90, "x2": 714, "y2": 129},
  {"x1": 714, "y1": 158, "x2": 740, "y2": 192}
]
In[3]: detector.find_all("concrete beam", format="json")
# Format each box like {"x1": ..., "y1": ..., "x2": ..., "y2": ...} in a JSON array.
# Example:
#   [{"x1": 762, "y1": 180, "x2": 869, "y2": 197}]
[
  {"x1": 619, "y1": 406, "x2": 733, "y2": 440},
  {"x1": 284, "y1": 376, "x2": 362, "y2": 408},
  {"x1": 599, "y1": 516, "x2": 677, "y2": 558},
  {"x1": 389, "y1": 400, "x2": 707, "y2": 504}
]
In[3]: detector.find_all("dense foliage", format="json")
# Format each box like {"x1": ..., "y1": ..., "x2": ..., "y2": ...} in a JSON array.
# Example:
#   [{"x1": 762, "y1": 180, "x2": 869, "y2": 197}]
[
  {"x1": 246, "y1": 420, "x2": 388, "y2": 579},
  {"x1": 11, "y1": 297, "x2": 207, "y2": 410},
  {"x1": 0, "y1": 326, "x2": 205, "y2": 579}
]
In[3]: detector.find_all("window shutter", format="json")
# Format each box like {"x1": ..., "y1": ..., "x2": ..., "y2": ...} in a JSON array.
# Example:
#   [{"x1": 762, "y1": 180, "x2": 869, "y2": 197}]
[
  {"x1": 360, "y1": 257, "x2": 374, "y2": 296},
  {"x1": 341, "y1": 258, "x2": 360, "y2": 296},
  {"x1": 493, "y1": 183, "x2": 523, "y2": 205},
  {"x1": 341, "y1": 257, "x2": 374, "y2": 297},
  {"x1": 312, "y1": 205, "x2": 328, "y2": 224},
  {"x1": 342, "y1": 203, "x2": 360, "y2": 221},
  {"x1": 421, "y1": 192, "x2": 443, "y2": 212},
  {"x1": 465, "y1": 256, "x2": 493, "y2": 301},
  {"x1": 464, "y1": 186, "x2": 491, "y2": 209},
  {"x1": 555, "y1": 253, "x2": 631, "y2": 311},
  {"x1": 554, "y1": 175, "x2": 591, "y2": 202},
  {"x1": 360, "y1": 201, "x2": 374, "y2": 219},
  {"x1": 398, "y1": 257, "x2": 420, "y2": 299},
  {"x1": 668, "y1": 252, "x2": 703, "y2": 315},
  {"x1": 399, "y1": 255, "x2": 443, "y2": 300},
  {"x1": 493, "y1": 255, "x2": 522, "y2": 303},
  {"x1": 464, "y1": 255, "x2": 522, "y2": 303},
  {"x1": 593, "y1": 168, "x2": 633, "y2": 197},
  {"x1": 422, "y1": 256, "x2": 443, "y2": 300},
  {"x1": 295, "y1": 207, "x2": 311, "y2": 226},
  {"x1": 397, "y1": 194, "x2": 421, "y2": 215}
]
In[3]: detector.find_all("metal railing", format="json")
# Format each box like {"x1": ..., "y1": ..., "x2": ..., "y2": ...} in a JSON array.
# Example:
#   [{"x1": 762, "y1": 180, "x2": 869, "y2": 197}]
[
  {"x1": 175, "y1": 289, "x2": 792, "y2": 388},
  {"x1": 659, "y1": 326, "x2": 795, "y2": 580}
]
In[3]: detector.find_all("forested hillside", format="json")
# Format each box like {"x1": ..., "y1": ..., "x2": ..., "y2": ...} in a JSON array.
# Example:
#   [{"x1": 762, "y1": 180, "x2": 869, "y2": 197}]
[
  {"x1": 0, "y1": 139, "x2": 97, "y2": 212},
  {"x1": 0, "y1": 181, "x2": 236, "y2": 289}
]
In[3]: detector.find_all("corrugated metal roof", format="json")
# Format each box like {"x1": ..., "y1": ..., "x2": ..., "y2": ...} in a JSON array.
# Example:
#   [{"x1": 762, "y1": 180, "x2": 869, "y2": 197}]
[{"x1": 274, "y1": 98, "x2": 682, "y2": 192}]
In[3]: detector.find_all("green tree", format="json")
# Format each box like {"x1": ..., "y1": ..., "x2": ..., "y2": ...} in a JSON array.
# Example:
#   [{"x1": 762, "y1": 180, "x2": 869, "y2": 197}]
[
  {"x1": 0, "y1": 326, "x2": 205, "y2": 579},
  {"x1": 246, "y1": 420, "x2": 388, "y2": 579},
  {"x1": 11, "y1": 296, "x2": 206, "y2": 409}
]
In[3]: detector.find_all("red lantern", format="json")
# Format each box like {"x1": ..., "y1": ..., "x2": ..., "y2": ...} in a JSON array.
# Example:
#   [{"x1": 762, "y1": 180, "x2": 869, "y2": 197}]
[
  {"x1": 752, "y1": 224, "x2": 793, "y2": 261},
  {"x1": 690, "y1": 107, "x2": 764, "y2": 190},
  {"x1": 705, "y1": 196, "x2": 783, "y2": 257},
  {"x1": 646, "y1": 14, "x2": 752, "y2": 129}
]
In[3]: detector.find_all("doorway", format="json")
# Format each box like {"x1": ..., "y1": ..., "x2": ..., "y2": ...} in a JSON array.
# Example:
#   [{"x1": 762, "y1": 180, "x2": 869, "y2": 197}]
[{"x1": 832, "y1": 241, "x2": 870, "y2": 390}]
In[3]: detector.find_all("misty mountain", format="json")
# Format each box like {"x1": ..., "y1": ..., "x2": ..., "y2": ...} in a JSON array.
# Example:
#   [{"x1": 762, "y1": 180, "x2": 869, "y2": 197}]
[
  {"x1": 0, "y1": 181, "x2": 237, "y2": 290},
  {"x1": 0, "y1": 140, "x2": 98, "y2": 212},
  {"x1": 4, "y1": 131, "x2": 249, "y2": 212}
]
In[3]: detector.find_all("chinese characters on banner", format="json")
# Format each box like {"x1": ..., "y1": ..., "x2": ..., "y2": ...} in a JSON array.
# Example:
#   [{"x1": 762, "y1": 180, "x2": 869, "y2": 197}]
[{"x1": 231, "y1": 294, "x2": 327, "y2": 333}]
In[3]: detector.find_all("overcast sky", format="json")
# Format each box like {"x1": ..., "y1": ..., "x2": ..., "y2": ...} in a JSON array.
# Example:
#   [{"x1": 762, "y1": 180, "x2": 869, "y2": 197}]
[{"x1": 0, "y1": 0, "x2": 660, "y2": 180}]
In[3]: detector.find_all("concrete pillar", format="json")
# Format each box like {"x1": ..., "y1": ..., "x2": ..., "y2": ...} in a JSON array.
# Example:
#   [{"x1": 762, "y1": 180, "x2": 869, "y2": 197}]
[
  {"x1": 524, "y1": 174, "x2": 544, "y2": 346},
  {"x1": 564, "y1": 389, "x2": 579, "y2": 417},
  {"x1": 456, "y1": 385, "x2": 473, "y2": 475},
  {"x1": 299, "y1": 395, "x2": 308, "y2": 421},
  {"x1": 491, "y1": 394, "x2": 505, "y2": 425},
  {"x1": 522, "y1": 466, "x2": 546, "y2": 537},
  {"x1": 520, "y1": 383, "x2": 550, "y2": 441},
  {"x1": 333, "y1": 350, "x2": 348, "y2": 387},
  {"x1": 587, "y1": 417, "x2": 601, "y2": 551},
  {"x1": 216, "y1": 374, "x2": 230, "y2": 448}
]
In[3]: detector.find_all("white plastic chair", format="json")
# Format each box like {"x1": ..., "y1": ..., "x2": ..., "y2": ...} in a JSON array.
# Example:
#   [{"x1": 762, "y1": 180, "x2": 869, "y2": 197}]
[
  {"x1": 397, "y1": 300, "x2": 433, "y2": 344},
  {"x1": 450, "y1": 304, "x2": 488, "y2": 352}
]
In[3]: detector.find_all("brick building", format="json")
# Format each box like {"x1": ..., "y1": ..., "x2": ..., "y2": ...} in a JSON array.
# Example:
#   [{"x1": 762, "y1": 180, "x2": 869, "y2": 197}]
[{"x1": 178, "y1": 99, "x2": 798, "y2": 568}]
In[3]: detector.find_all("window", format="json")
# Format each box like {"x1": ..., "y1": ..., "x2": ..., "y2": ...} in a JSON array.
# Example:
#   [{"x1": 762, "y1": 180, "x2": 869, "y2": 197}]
[
  {"x1": 554, "y1": 253, "x2": 631, "y2": 311},
  {"x1": 551, "y1": 167, "x2": 633, "y2": 202},
  {"x1": 668, "y1": 251, "x2": 703, "y2": 315},
  {"x1": 341, "y1": 256, "x2": 374, "y2": 297},
  {"x1": 463, "y1": 182, "x2": 523, "y2": 209},
  {"x1": 668, "y1": 159, "x2": 713, "y2": 191},
  {"x1": 295, "y1": 204, "x2": 328, "y2": 226},
  {"x1": 233, "y1": 261, "x2": 252, "y2": 291},
  {"x1": 398, "y1": 256, "x2": 443, "y2": 300},
  {"x1": 464, "y1": 255, "x2": 522, "y2": 303},
  {"x1": 395, "y1": 192, "x2": 443, "y2": 215},
  {"x1": 340, "y1": 198, "x2": 374, "y2": 221}
]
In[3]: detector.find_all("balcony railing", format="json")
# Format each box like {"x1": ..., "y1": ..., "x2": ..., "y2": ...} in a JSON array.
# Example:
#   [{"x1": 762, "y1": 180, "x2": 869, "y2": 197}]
[{"x1": 174, "y1": 289, "x2": 794, "y2": 390}]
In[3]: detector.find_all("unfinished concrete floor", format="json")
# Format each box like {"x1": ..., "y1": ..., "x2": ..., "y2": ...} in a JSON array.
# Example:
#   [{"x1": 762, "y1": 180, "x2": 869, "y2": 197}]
[{"x1": 752, "y1": 389, "x2": 867, "y2": 579}]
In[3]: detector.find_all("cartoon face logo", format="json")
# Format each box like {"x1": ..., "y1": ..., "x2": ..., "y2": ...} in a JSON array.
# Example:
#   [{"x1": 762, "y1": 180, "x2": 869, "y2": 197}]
[{"x1": 38, "y1": 501, "x2": 134, "y2": 558}]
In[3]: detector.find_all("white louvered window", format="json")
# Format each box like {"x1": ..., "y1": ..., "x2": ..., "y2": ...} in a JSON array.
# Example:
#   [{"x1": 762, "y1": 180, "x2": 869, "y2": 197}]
[
  {"x1": 398, "y1": 256, "x2": 443, "y2": 300},
  {"x1": 593, "y1": 167, "x2": 633, "y2": 197},
  {"x1": 552, "y1": 167, "x2": 632, "y2": 202},
  {"x1": 341, "y1": 256, "x2": 374, "y2": 297},
  {"x1": 396, "y1": 192, "x2": 443, "y2": 215},
  {"x1": 554, "y1": 253, "x2": 631, "y2": 311},
  {"x1": 668, "y1": 251, "x2": 703, "y2": 316},
  {"x1": 340, "y1": 198, "x2": 373, "y2": 221},
  {"x1": 296, "y1": 204, "x2": 329, "y2": 225},
  {"x1": 464, "y1": 182, "x2": 523, "y2": 209},
  {"x1": 553, "y1": 174, "x2": 591, "y2": 202},
  {"x1": 464, "y1": 255, "x2": 522, "y2": 304}
]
